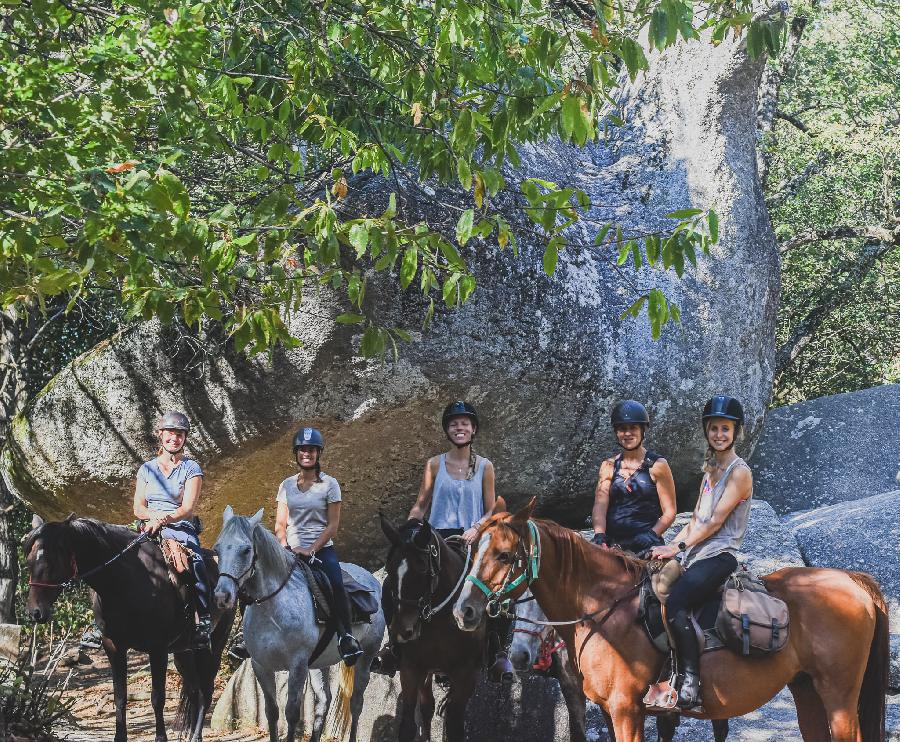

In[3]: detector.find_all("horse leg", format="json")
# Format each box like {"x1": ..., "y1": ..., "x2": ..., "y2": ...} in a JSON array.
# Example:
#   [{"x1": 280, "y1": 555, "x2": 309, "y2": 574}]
[
  {"x1": 712, "y1": 718, "x2": 729, "y2": 742},
  {"x1": 554, "y1": 657, "x2": 587, "y2": 742},
  {"x1": 602, "y1": 708, "x2": 616, "y2": 742},
  {"x1": 349, "y1": 662, "x2": 372, "y2": 742},
  {"x1": 284, "y1": 661, "x2": 309, "y2": 742},
  {"x1": 608, "y1": 705, "x2": 645, "y2": 742},
  {"x1": 655, "y1": 713, "x2": 677, "y2": 742},
  {"x1": 397, "y1": 665, "x2": 421, "y2": 742},
  {"x1": 105, "y1": 643, "x2": 129, "y2": 742},
  {"x1": 417, "y1": 674, "x2": 436, "y2": 742},
  {"x1": 252, "y1": 659, "x2": 281, "y2": 742},
  {"x1": 148, "y1": 648, "x2": 168, "y2": 742},
  {"x1": 789, "y1": 677, "x2": 832, "y2": 741},
  {"x1": 307, "y1": 668, "x2": 328, "y2": 742},
  {"x1": 814, "y1": 675, "x2": 862, "y2": 742},
  {"x1": 443, "y1": 668, "x2": 477, "y2": 742}
]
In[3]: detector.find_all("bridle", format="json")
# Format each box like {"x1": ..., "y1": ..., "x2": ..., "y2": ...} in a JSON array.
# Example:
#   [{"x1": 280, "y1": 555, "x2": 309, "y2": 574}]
[
  {"x1": 28, "y1": 531, "x2": 150, "y2": 591},
  {"x1": 466, "y1": 519, "x2": 541, "y2": 618},
  {"x1": 393, "y1": 529, "x2": 471, "y2": 624},
  {"x1": 217, "y1": 534, "x2": 297, "y2": 606}
]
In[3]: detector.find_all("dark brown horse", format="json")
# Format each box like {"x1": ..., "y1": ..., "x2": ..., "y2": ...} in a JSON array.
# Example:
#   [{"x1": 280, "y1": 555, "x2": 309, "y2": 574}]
[
  {"x1": 24, "y1": 516, "x2": 236, "y2": 742},
  {"x1": 380, "y1": 516, "x2": 486, "y2": 742},
  {"x1": 454, "y1": 500, "x2": 889, "y2": 742}
]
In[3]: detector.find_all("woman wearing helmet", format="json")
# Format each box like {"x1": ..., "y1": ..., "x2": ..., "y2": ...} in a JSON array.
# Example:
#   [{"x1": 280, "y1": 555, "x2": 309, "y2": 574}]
[
  {"x1": 133, "y1": 411, "x2": 212, "y2": 648},
  {"x1": 591, "y1": 400, "x2": 677, "y2": 554},
  {"x1": 373, "y1": 401, "x2": 512, "y2": 680},
  {"x1": 274, "y1": 426, "x2": 363, "y2": 665},
  {"x1": 649, "y1": 395, "x2": 753, "y2": 711}
]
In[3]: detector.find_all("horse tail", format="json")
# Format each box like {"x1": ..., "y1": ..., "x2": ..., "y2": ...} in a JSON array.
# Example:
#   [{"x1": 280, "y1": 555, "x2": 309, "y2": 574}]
[
  {"x1": 324, "y1": 662, "x2": 356, "y2": 740},
  {"x1": 175, "y1": 649, "x2": 212, "y2": 741},
  {"x1": 848, "y1": 571, "x2": 888, "y2": 742}
]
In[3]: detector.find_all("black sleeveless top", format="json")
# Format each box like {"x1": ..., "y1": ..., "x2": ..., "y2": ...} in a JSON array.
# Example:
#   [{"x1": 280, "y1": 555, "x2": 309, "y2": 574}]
[{"x1": 606, "y1": 450, "x2": 663, "y2": 538}]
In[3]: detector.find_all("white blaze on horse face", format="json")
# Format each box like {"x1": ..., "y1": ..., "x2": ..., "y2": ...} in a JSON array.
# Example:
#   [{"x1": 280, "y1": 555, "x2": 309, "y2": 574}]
[
  {"x1": 453, "y1": 532, "x2": 491, "y2": 619},
  {"x1": 395, "y1": 558, "x2": 409, "y2": 599}
]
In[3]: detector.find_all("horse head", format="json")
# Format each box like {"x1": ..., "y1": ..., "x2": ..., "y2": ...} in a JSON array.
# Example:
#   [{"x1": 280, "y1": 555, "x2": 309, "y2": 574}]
[
  {"x1": 509, "y1": 588, "x2": 546, "y2": 671},
  {"x1": 213, "y1": 505, "x2": 264, "y2": 610},
  {"x1": 22, "y1": 514, "x2": 79, "y2": 623},
  {"x1": 381, "y1": 515, "x2": 442, "y2": 643},
  {"x1": 453, "y1": 497, "x2": 536, "y2": 631}
]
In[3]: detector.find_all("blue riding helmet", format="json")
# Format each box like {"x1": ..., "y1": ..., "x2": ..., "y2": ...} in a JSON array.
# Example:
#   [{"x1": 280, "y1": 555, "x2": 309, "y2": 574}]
[
  {"x1": 611, "y1": 400, "x2": 650, "y2": 428},
  {"x1": 293, "y1": 427, "x2": 325, "y2": 452}
]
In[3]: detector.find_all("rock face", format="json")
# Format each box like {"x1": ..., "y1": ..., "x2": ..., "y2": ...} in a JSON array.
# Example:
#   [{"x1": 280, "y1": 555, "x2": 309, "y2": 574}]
[
  {"x1": 1, "y1": 32, "x2": 779, "y2": 565},
  {"x1": 748, "y1": 384, "x2": 900, "y2": 514},
  {"x1": 787, "y1": 489, "x2": 900, "y2": 692}
]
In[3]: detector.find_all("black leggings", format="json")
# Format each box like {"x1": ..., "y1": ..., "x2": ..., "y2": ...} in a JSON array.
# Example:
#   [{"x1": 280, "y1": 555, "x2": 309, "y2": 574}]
[{"x1": 666, "y1": 552, "x2": 737, "y2": 618}]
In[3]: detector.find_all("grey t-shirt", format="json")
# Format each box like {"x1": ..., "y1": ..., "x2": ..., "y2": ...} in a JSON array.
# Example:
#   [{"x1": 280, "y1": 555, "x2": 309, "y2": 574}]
[
  {"x1": 137, "y1": 458, "x2": 203, "y2": 528},
  {"x1": 276, "y1": 473, "x2": 342, "y2": 549}
]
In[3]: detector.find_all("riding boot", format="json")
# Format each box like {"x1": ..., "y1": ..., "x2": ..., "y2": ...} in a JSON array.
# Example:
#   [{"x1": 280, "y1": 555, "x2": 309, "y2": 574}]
[
  {"x1": 332, "y1": 582, "x2": 364, "y2": 666},
  {"x1": 667, "y1": 609, "x2": 702, "y2": 709},
  {"x1": 488, "y1": 613, "x2": 514, "y2": 683},
  {"x1": 189, "y1": 553, "x2": 213, "y2": 649}
]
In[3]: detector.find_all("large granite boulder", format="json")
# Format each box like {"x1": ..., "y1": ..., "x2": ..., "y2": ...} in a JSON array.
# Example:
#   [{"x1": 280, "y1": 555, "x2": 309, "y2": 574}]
[
  {"x1": 788, "y1": 489, "x2": 900, "y2": 693},
  {"x1": 749, "y1": 384, "x2": 900, "y2": 514},
  {"x1": 2, "y1": 31, "x2": 779, "y2": 566}
]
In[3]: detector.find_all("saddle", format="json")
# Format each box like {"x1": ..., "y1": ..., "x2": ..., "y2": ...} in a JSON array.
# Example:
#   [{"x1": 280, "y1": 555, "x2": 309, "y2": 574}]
[{"x1": 294, "y1": 557, "x2": 378, "y2": 625}]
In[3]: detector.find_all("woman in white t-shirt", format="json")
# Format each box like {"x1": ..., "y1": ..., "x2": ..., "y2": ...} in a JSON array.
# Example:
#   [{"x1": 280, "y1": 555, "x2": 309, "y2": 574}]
[{"x1": 274, "y1": 426, "x2": 362, "y2": 664}]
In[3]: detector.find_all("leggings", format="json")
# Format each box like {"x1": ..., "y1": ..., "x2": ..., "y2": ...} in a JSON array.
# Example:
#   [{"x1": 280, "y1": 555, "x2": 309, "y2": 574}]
[
  {"x1": 315, "y1": 546, "x2": 353, "y2": 635},
  {"x1": 666, "y1": 552, "x2": 737, "y2": 618}
]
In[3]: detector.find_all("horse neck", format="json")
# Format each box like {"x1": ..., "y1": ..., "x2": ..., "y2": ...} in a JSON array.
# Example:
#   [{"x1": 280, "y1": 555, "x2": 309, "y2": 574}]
[
  {"x1": 245, "y1": 527, "x2": 295, "y2": 599},
  {"x1": 67, "y1": 521, "x2": 137, "y2": 591},
  {"x1": 530, "y1": 521, "x2": 639, "y2": 623},
  {"x1": 433, "y1": 534, "x2": 464, "y2": 596}
]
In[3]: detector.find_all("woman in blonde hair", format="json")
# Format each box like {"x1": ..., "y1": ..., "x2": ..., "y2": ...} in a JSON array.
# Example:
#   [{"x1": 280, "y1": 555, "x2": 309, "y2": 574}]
[{"x1": 649, "y1": 395, "x2": 753, "y2": 710}]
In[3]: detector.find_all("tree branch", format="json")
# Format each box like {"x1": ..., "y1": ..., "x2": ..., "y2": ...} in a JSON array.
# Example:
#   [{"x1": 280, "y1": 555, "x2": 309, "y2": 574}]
[
  {"x1": 775, "y1": 110, "x2": 812, "y2": 135},
  {"x1": 779, "y1": 223, "x2": 899, "y2": 254},
  {"x1": 766, "y1": 150, "x2": 829, "y2": 210}
]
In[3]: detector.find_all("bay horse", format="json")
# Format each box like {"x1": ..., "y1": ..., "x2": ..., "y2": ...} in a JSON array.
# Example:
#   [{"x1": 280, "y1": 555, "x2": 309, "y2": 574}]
[
  {"x1": 212, "y1": 507, "x2": 385, "y2": 742},
  {"x1": 380, "y1": 515, "x2": 487, "y2": 742},
  {"x1": 23, "y1": 515, "x2": 235, "y2": 742},
  {"x1": 454, "y1": 499, "x2": 889, "y2": 742}
]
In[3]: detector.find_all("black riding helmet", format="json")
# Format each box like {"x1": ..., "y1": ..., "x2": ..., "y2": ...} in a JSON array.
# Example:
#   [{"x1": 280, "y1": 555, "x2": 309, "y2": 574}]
[
  {"x1": 701, "y1": 396, "x2": 744, "y2": 426},
  {"x1": 292, "y1": 427, "x2": 325, "y2": 452},
  {"x1": 441, "y1": 400, "x2": 479, "y2": 432},
  {"x1": 611, "y1": 400, "x2": 650, "y2": 427}
]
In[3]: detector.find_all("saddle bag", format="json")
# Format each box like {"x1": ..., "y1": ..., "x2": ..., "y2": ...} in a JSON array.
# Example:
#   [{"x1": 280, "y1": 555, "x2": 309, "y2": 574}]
[{"x1": 716, "y1": 570, "x2": 789, "y2": 657}]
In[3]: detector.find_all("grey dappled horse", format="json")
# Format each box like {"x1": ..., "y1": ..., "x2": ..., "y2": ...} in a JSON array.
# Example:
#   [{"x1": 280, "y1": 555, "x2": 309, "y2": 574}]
[
  {"x1": 212, "y1": 507, "x2": 385, "y2": 742},
  {"x1": 510, "y1": 590, "x2": 728, "y2": 742}
]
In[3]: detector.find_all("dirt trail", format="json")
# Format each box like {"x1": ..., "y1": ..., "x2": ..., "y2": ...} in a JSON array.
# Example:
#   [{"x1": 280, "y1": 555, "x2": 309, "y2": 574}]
[{"x1": 53, "y1": 649, "x2": 266, "y2": 741}]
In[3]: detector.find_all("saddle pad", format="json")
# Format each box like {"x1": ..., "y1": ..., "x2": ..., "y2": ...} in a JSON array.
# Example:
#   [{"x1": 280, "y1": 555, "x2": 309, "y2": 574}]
[
  {"x1": 638, "y1": 580, "x2": 725, "y2": 654},
  {"x1": 296, "y1": 558, "x2": 376, "y2": 625}
]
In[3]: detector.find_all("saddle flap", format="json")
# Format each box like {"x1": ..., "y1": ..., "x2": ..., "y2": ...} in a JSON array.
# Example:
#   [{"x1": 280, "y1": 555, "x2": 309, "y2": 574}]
[{"x1": 162, "y1": 538, "x2": 191, "y2": 575}]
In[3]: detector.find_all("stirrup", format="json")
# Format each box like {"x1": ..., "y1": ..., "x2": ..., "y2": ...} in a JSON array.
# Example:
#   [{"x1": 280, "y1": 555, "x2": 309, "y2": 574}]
[
  {"x1": 488, "y1": 652, "x2": 513, "y2": 684},
  {"x1": 339, "y1": 635, "x2": 364, "y2": 666},
  {"x1": 370, "y1": 645, "x2": 399, "y2": 676},
  {"x1": 643, "y1": 680, "x2": 679, "y2": 712},
  {"x1": 193, "y1": 616, "x2": 212, "y2": 650},
  {"x1": 675, "y1": 671, "x2": 704, "y2": 712}
]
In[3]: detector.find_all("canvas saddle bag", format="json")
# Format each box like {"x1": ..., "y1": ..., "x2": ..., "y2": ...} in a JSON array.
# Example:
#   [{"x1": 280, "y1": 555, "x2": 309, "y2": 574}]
[{"x1": 716, "y1": 568, "x2": 790, "y2": 657}]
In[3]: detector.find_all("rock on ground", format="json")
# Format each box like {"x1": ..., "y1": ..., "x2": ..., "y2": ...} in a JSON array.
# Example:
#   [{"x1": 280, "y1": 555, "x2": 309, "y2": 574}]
[
  {"x1": 787, "y1": 489, "x2": 900, "y2": 693},
  {"x1": 748, "y1": 384, "x2": 900, "y2": 514},
  {"x1": 3, "y1": 28, "x2": 779, "y2": 566}
]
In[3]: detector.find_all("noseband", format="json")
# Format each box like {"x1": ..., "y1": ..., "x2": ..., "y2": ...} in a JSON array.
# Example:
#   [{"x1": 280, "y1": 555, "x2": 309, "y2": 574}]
[{"x1": 466, "y1": 519, "x2": 541, "y2": 617}]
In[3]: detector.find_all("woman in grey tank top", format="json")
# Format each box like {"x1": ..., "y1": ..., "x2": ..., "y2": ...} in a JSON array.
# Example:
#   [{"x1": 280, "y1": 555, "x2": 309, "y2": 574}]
[{"x1": 649, "y1": 395, "x2": 754, "y2": 711}]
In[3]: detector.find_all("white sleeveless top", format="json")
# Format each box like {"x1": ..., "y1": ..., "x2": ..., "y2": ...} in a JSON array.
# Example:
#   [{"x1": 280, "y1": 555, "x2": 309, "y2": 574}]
[
  {"x1": 682, "y1": 458, "x2": 753, "y2": 568},
  {"x1": 428, "y1": 454, "x2": 486, "y2": 530}
]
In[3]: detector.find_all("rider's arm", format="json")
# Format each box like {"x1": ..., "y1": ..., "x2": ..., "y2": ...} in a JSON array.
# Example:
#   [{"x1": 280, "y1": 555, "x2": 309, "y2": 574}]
[
  {"x1": 132, "y1": 469, "x2": 154, "y2": 520},
  {"x1": 591, "y1": 459, "x2": 614, "y2": 535},
  {"x1": 165, "y1": 472, "x2": 202, "y2": 523},
  {"x1": 307, "y1": 501, "x2": 341, "y2": 555},
  {"x1": 649, "y1": 458, "x2": 677, "y2": 536},
  {"x1": 681, "y1": 466, "x2": 752, "y2": 549},
  {"x1": 275, "y1": 498, "x2": 290, "y2": 548},
  {"x1": 408, "y1": 457, "x2": 439, "y2": 521},
  {"x1": 461, "y1": 459, "x2": 496, "y2": 544}
]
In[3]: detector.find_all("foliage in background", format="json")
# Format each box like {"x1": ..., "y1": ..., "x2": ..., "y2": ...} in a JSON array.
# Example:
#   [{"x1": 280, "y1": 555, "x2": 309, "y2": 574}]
[
  {"x1": 766, "y1": 0, "x2": 899, "y2": 404},
  {"x1": 0, "y1": 0, "x2": 792, "y2": 356}
]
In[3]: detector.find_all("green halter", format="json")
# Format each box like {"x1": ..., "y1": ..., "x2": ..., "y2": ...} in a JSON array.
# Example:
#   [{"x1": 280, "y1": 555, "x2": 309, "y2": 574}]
[{"x1": 466, "y1": 519, "x2": 541, "y2": 616}]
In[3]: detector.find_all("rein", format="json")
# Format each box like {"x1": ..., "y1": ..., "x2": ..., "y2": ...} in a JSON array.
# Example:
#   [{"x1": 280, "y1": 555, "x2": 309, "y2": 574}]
[
  {"x1": 219, "y1": 544, "x2": 298, "y2": 606},
  {"x1": 395, "y1": 531, "x2": 471, "y2": 623},
  {"x1": 29, "y1": 531, "x2": 150, "y2": 590}
]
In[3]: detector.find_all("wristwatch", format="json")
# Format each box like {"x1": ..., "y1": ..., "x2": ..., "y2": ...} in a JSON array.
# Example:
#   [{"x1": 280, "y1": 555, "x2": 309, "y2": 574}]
[{"x1": 677, "y1": 541, "x2": 687, "y2": 552}]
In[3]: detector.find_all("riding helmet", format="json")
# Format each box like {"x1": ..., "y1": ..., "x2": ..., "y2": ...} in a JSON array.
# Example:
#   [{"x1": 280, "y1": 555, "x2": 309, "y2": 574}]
[
  {"x1": 441, "y1": 400, "x2": 479, "y2": 432},
  {"x1": 610, "y1": 400, "x2": 650, "y2": 428},
  {"x1": 702, "y1": 396, "x2": 744, "y2": 426},
  {"x1": 156, "y1": 411, "x2": 191, "y2": 434},
  {"x1": 293, "y1": 427, "x2": 325, "y2": 452}
]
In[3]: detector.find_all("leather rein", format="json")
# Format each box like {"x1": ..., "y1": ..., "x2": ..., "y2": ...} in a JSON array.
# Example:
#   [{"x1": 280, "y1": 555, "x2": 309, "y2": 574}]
[
  {"x1": 28, "y1": 531, "x2": 151, "y2": 591},
  {"x1": 218, "y1": 548, "x2": 297, "y2": 606}
]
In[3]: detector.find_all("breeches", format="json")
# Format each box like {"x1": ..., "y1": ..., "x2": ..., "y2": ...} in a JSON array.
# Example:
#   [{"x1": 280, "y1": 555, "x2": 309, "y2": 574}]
[{"x1": 666, "y1": 552, "x2": 737, "y2": 617}]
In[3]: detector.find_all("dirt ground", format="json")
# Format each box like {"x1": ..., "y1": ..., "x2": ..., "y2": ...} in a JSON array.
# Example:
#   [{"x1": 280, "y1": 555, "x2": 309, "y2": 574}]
[{"x1": 52, "y1": 647, "x2": 267, "y2": 742}]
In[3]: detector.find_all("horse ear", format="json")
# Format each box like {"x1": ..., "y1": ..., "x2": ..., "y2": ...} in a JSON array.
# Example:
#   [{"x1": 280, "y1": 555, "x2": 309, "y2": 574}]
[
  {"x1": 510, "y1": 497, "x2": 536, "y2": 524},
  {"x1": 380, "y1": 512, "x2": 402, "y2": 547},
  {"x1": 64, "y1": 513, "x2": 77, "y2": 523},
  {"x1": 222, "y1": 505, "x2": 234, "y2": 524},
  {"x1": 490, "y1": 497, "x2": 507, "y2": 516},
  {"x1": 249, "y1": 508, "x2": 264, "y2": 527},
  {"x1": 413, "y1": 519, "x2": 432, "y2": 548}
]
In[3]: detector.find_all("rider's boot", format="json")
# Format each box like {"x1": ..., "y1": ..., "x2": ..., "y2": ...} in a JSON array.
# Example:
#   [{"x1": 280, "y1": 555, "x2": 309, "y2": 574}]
[
  {"x1": 190, "y1": 553, "x2": 213, "y2": 650},
  {"x1": 488, "y1": 651, "x2": 514, "y2": 683},
  {"x1": 487, "y1": 613, "x2": 514, "y2": 683},
  {"x1": 338, "y1": 632, "x2": 364, "y2": 666},
  {"x1": 332, "y1": 581, "x2": 364, "y2": 666},
  {"x1": 370, "y1": 642, "x2": 400, "y2": 676},
  {"x1": 668, "y1": 609, "x2": 702, "y2": 710}
]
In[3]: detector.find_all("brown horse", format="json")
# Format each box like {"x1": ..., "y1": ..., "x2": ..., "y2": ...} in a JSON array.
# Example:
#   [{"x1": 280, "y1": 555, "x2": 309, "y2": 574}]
[
  {"x1": 453, "y1": 499, "x2": 889, "y2": 742},
  {"x1": 380, "y1": 516, "x2": 487, "y2": 742}
]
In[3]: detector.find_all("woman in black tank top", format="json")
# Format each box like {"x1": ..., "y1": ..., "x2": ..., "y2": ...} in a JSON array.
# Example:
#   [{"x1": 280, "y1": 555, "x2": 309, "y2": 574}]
[{"x1": 591, "y1": 400, "x2": 677, "y2": 553}]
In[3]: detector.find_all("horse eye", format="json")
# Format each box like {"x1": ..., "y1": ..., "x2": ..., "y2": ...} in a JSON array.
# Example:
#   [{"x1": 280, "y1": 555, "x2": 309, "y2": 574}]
[{"x1": 497, "y1": 552, "x2": 512, "y2": 563}]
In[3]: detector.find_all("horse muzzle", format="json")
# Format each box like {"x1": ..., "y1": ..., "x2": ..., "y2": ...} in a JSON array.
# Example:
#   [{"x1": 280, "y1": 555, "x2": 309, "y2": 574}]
[
  {"x1": 452, "y1": 599, "x2": 482, "y2": 631},
  {"x1": 213, "y1": 579, "x2": 237, "y2": 610},
  {"x1": 28, "y1": 605, "x2": 51, "y2": 623}
]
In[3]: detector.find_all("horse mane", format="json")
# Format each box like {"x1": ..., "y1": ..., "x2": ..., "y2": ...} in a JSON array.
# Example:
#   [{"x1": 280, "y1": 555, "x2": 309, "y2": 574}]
[
  {"x1": 250, "y1": 520, "x2": 293, "y2": 574},
  {"x1": 505, "y1": 516, "x2": 647, "y2": 582},
  {"x1": 24, "y1": 517, "x2": 136, "y2": 554}
]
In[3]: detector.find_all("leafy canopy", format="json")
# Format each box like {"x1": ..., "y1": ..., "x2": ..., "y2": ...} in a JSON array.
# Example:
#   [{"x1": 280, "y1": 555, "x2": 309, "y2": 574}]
[{"x1": 1, "y1": 0, "x2": 783, "y2": 354}]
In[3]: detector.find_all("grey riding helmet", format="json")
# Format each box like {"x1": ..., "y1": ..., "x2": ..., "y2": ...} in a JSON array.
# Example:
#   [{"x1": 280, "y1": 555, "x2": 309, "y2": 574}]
[
  {"x1": 156, "y1": 411, "x2": 191, "y2": 433},
  {"x1": 293, "y1": 427, "x2": 325, "y2": 452}
]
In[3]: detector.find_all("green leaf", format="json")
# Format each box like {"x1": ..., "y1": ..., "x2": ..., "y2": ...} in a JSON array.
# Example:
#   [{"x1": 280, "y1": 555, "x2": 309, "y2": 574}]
[
  {"x1": 457, "y1": 158, "x2": 472, "y2": 191},
  {"x1": 594, "y1": 223, "x2": 614, "y2": 246},
  {"x1": 561, "y1": 94, "x2": 580, "y2": 140},
  {"x1": 400, "y1": 247, "x2": 418, "y2": 288},
  {"x1": 439, "y1": 241, "x2": 464, "y2": 269},
  {"x1": 336, "y1": 313, "x2": 366, "y2": 324},
  {"x1": 619, "y1": 294, "x2": 647, "y2": 320},
  {"x1": 665, "y1": 208, "x2": 703, "y2": 219},
  {"x1": 708, "y1": 210, "x2": 719, "y2": 243},
  {"x1": 630, "y1": 241, "x2": 642, "y2": 269},
  {"x1": 360, "y1": 326, "x2": 385, "y2": 358},
  {"x1": 349, "y1": 223, "x2": 369, "y2": 256},
  {"x1": 456, "y1": 208, "x2": 474, "y2": 245},
  {"x1": 543, "y1": 237, "x2": 563, "y2": 275}
]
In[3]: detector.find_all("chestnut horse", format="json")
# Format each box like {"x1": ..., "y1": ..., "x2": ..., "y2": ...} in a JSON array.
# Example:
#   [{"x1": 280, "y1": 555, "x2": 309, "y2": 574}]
[
  {"x1": 380, "y1": 516, "x2": 486, "y2": 742},
  {"x1": 454, "y1": 500, "x2": 889, "y2": 742}
]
